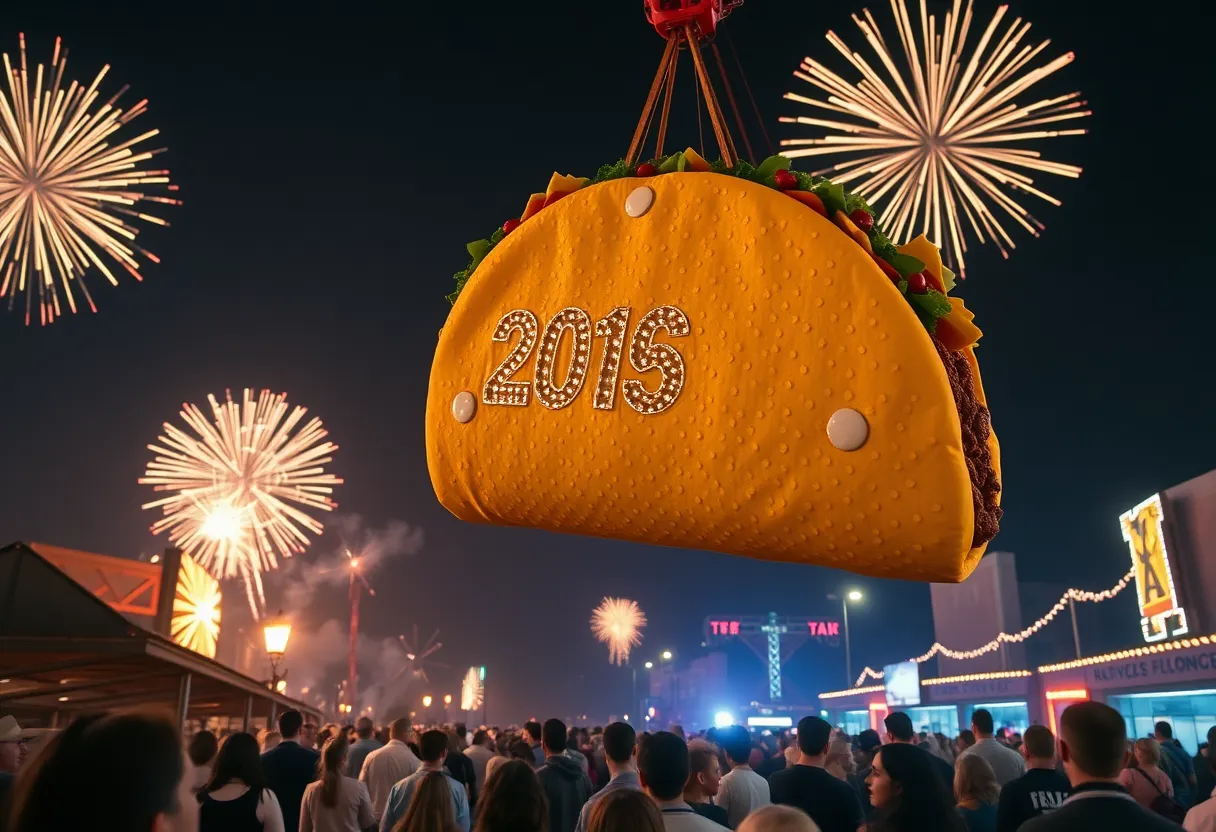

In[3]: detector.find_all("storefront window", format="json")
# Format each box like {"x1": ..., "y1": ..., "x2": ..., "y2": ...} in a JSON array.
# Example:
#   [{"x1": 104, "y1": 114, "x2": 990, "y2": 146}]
[
  {"x1": 903, "y1": 705, "x2": 959, "y2": 737},
  {"x1": 1108, "y1": 689, "x2": 1216, "y2": 755},
  {"x1": 840, "y1": 710, "x2": 870, "y2": 737},
  {"x1": 962, "y1": 702, "x2": 1030, "y2": 735}
]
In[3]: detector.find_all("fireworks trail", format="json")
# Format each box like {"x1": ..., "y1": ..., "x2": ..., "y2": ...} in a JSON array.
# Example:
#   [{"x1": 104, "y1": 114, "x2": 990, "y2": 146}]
[
  {"x1": 140, "y1": 388, "x2": 342, "y2": 615},
  {"x1": 780, "y1": 0, "x2": 1089, "y2": 273},
  {"x1": 0, "y1": 34, "x2": 180, "y2": 324}
]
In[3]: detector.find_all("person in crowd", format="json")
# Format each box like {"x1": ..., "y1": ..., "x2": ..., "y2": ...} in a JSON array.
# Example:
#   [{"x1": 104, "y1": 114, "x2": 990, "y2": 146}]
[
  {"x1": 995, "y1": 724, "x2": 1070, "y2": 832},
  {"x1": 749, "y1": 744, "x2": 768, "y2": 771},
  {"x1": 524, "y1": 721, "x2": 546, "y2": 767},
  {"x1": 261, "y1": 731, "x2": 282, "y2": 753},
  {"x1": 716, "y1": 725, "x2": 771, "y2": 828},
  {"x1": 865, "y1": 743, "x2": 966, "y2": 832},
  {"x1": 958, "y1": 710, "x2": 1026, "y2": 787},
  {"x1": 397, "y1": 770, "x2": 462, "y2": 832},
  {"x1": 199, "y1": 731, "x2": 285, "y2": 832},
  {"x1": 318, "y1": 724, "x2": 340, "y2": 751},
  {"x1": 8, "y1": 710, "x2": 198, "y2": 832},
  {"x1": 576, "y1": 722, "x2": 639, "y2": 832},
  {"x1": 1020, "y1": 701, "x2": 1180, "y2": 830},
  {"x1": 537, "y1": 718, "x2": 593, "y2": 832},
  {"x1": 300, "y1": 734, "x2": 375, "y2": 832},
  {"x1": 824, "y1": 738, "x2": 864, "y2": 797},
  {"x1": 736, "y1": 805, "x2": 822, "y2": 832},
  {"x1": 956, "y1": 731, "x2": 977, "y2": 755},
  {"x1": 1186, "y1": 768, "x2": 1216, "y2": 832},
  {"x1": 0, "y1": 715, "x2": 30, "y2": 831},
  {"x1": 346, "y1": 717, "x2": 383, "y2": 778},
  {"x1": 303, "y1": 721, "x2": 320, "y2": 750},
  {"x1": 486, "y1": 739, "x2": 533, "y2": 782},
  {"x1": 454, "y1": 724, "x2": 469, "y2": 752},
  {"x1": 566, "y1": 727, "x2": 590, "y2": 776},
  {"x1": 769, "y1": 716, "x2": 862, "y2": 832},
  {"x1": 465, "y1": 729, "x2": 495, "y2": 795},
  {"x1": 954, "y1": 754, "x2": 999, "y2": 832},
  {"x1": 755, "y1": 734, "x2": 791, "y2": 780},
  {"x1": 445, "y1": 733, "x2": 478, "y2": 808},
  {"x1": 261, "y1": 709, "x2": 319, "y2": 832},
  {"x1": 473, "y1": 759, "x2": 548, "y2": 832},
  {"x1": 380, "y1": 729, "x2": 469, "y2": 832},
  {"x1": 1194, "y1": 730, "x2": 1216, "y2": 808},
  {"x1": 1155, "y1": 720, "x2": 1197, "y2": 807},
  {"x1": 638, "y1": 730, "x2": 725, "y2": 831},
  {"x1": 883, "y1": 713, "x2": 954, "y2": 790},
  {"x1": 670, "y1": 725, "x2": 687, "y2": 741},
  {"x1": 935, "y1": 733, "x2": 958, "y2": 764},
  {"x1": 1117, "y1": 738, "x2": 1177, "y2": 813},
  {"x1": 685, "y1": 740, "x2": 728, "y2": 826},
  {"x1": 586, "y1": 788, "x2": 665, "y2": 832},
  {"x1": 188, "y1": 729, "x2": 219, "y2": 793},
  {"x1": 360, "y1": 718, "x2": 422, "y2": 825}
]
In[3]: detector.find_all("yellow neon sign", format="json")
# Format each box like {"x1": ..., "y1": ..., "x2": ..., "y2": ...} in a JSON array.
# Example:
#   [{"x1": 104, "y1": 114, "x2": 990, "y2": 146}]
[{"x1": 1119, "y1": 494, "x2": 1185, "y2": 641}]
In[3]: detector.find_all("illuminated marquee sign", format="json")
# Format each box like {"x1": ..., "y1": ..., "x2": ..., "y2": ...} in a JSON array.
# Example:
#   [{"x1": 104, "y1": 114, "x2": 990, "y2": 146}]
[
  {"x1": 708, "y1": 619, "x2": 839, "y2": 637},
  {"x1": 1120, "y1": 493, "x2": 1187, "y2": 643}
]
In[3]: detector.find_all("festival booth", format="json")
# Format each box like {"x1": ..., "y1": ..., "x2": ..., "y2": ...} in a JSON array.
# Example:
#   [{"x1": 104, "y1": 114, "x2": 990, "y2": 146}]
[{"x1": 0, "y1": 542, "x2": 320, "y2": 730}]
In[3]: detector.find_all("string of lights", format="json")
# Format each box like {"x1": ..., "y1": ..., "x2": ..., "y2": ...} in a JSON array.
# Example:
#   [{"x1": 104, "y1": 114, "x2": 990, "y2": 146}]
[
  {"x1": 853, "y1": 568, "x2": 1136, "y2": 687},
  {"x1": 1038, "y1": 635, "x2": 1215, "y2": 673}
]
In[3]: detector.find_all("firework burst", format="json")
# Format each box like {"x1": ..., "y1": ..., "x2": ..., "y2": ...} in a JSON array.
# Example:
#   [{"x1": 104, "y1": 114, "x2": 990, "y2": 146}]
[
  {"x1": 780, "y1": 0, "x2": 1089, "y2": 273},
  {"x1": 0, "y1": 34, "x2": 180, "y2": 325},
  {"x1": 591, "y1": 597, "x2": 647, "y2": 666},
  {"x1": 170, "y1": 552, "x2": 222, "y2": 658},
  {"x1": 461, "y1": 666, "x2": 484, "y2": 712},
  {"x1": 140, "y1": 389, "x2": 342, "y2": 615}
]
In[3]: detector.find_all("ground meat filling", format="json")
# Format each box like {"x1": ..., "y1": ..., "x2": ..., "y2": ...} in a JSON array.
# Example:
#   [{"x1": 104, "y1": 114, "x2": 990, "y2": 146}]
[{"x1": 933, "y1": 336, "x2": 1002, "y2": 547}]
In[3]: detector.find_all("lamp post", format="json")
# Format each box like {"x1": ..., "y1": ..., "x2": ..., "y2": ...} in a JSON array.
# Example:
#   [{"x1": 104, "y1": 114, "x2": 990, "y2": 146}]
[
  {"x1": 262, "y1": 611, "x2": 292, "y2": 692},
  {"x1": 841, "y1": 590, "x2": 863, "y2": 687}
]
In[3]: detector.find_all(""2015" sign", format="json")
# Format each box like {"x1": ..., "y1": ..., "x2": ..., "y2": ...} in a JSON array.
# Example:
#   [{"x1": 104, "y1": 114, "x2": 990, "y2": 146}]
[{"x1": 482, "y1": 305, "x2": 690, "y2": 415}]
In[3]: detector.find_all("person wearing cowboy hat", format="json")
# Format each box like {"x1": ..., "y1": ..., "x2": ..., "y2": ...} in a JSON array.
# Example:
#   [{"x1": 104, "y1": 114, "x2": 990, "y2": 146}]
[{"x1": 0, "y1": 715, "x2": 40, "y2": 825}]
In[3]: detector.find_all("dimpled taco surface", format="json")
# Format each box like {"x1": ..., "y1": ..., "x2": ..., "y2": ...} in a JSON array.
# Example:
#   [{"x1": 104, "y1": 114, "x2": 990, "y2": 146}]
[{"x1": 427, "y1": 173, "x2": 995, "y2": 581}]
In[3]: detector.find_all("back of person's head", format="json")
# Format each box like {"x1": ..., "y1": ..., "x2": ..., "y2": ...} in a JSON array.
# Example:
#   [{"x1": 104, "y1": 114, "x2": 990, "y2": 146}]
[
  {"x1": 970, "y1": 709, "x2": 994, "y2": 737},
  {"x1": 472, "y1": 729, "x2": 490, "y2": 747},
  {"x1": 318, "y1": 733, "x2": 350, "y2": 808},
  {"x1": 884, "y1": 712, "x2": 915, "y2": 743},
  {"x1": 10, "y1": 710, "x2": 188, "y2": 832},
  {"x1": 400, "y1": 770, "x2": 459, "y2": 832},
  {"x1": 737, "y1": 805, "x2": 823, "y2": 832},
  {"x1": 455, "y1": 723, "x2": 467, "y2": 741},
  {"x1": 508, "y1": 739, "x2": 535, "y2": 765},
  {"x1": 355, "y1": 716, "x2": 374, "y2": 739},
  {"x1": 638, "y1": 730, "x2": 690, "y2": 801},
  {"x1": 717, "y1": 725, "x2": 751, "y2": 765},
  {"x1": 869, "y1": 743, "x2": 964, "y2": 832},
  {"x1": 205, "y1": 731, "x2": 265, "y2": 795},
  {"x1": 603, "y1": 721, "x2": 637, "y2": 765},
  {"x1": 524, "y1": 720, "x2": 542, "y2": 743},
  {"x1": 420, "y1": 729, "x2": 450, "y2": 764},
  {"x1": 278, "y1": 709, "x2": 304, "y2": 739},
  {"x1": 1022, "y1": 725, "x2": 1055, "y2": 761},
  {"x1": 260, "y1": 730, "x2": 282, "y2": 751},
  {"x1": 1135, "y1": 737, "x2": 1162, "y2": 767},
  {"x1": 796, "y1": 716, "x2": 832, "y2": 756},
  {"x1": 1059, "y1": 701, "x2": 1128, "y2": 780},
  {"x1": 188, "y1": 729, "x2": 218, "y2": 767},
  {"x1": 1154, "y1": 720, "x2": 1173, "y2": 740},
  {"x1": 858, "y1": 729, "x2": 882, "y2": 755},
  {"x1": 825, "y1": 739, "x2": 855, "y2": 774},
  {"x1": 954, "y1": 753, "x2": 999, "y2": 805},
  {"x1": 474, "y1": 759, "x2": 548, "y2": 832},
  {"x1": 587, "y1": 787, "x2": 664, "y2": 832},
  {"x1": 542, "y1": 718, "x2": 567, "y2": 754},
  {"x1": 958, "y1": 729, "x2": 976, "y2": 748},
  {"x1": 669, "y1": 724, "x2": 686, "y2": 740},
  {"x1": 389, "y1": 717, "x2": 412, "y2": 742}
]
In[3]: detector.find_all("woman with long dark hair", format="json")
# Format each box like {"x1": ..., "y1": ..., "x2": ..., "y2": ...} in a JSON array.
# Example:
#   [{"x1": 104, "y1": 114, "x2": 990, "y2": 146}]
[
  {"x1": 865, "y1": 743, "x2": 966, "y2": 832},
  {"x1": 301, "y1": 734, "x2": 375, "y2": 832},
  {"x1": 474, "y1": 759, "x2": 548, "y2": 832},
  {"x1": 199, "y1": 731, "x2": 285, "y2": 832},
  {"x1": 10, "y1": 710, "x2": 196, "y2": 832},
  {"x1": 396, "y1": 770, "x2": 461, "y2": 832}
]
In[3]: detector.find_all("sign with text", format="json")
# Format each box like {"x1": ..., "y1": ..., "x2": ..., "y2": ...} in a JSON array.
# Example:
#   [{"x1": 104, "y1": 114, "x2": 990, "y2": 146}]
[
  {"x1": 924, "y1": 676, "x2": 1031, "y2": 702},
  {"x1": 1120, "y1": 493, "x2": 1187, "y2": 642},
  {"x1": 1084, "y1": 646, "x2": 1216, "y2": 690}
]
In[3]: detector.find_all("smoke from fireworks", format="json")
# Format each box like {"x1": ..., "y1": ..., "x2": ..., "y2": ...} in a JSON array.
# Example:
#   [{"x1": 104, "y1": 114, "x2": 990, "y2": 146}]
[
  {"x1": 140, "y1": 388, "x2": 342, "y2": 615},
  {"x1": 0, "y1": 34, "x2": 180, "y2": 325},
  {"x1": 780, "y1": 0, "x2": 1089, "y2": 273},
  {"x1": 591, "y1": 597, "x2": 647, "y2": 666}
]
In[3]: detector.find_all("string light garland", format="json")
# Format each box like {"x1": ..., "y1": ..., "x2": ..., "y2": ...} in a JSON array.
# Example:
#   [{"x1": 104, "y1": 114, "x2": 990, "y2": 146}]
[
  {"x1": 921, "y1": 670, "x2": 1031, "y2": 686},
  {"x1": 1039, "y1": 635, "x2": 1215, "y2": 673},
  {"x1": 819, "y1": 684, "x2": 885, "y2": 700},
  {"x1": 852, "y1": 568, "x2": 1136, "y2": 687}
]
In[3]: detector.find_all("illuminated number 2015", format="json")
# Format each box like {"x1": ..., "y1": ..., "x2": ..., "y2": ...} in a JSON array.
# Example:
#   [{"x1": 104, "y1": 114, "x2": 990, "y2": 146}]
[{"x1": 481, "y1": 305, "x2": 689, "y2": 414}]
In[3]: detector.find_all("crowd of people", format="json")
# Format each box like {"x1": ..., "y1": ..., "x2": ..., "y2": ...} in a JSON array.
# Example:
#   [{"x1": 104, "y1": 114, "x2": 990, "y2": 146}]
[{"x1": 0, "y1": 702, "x2": 1214, "y2": 831}]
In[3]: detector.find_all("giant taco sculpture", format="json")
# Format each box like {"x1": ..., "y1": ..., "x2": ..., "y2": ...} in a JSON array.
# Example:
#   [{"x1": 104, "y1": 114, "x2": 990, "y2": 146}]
[{"x1": 425, "y1": 6, "x2": 1001, "y2": 582}]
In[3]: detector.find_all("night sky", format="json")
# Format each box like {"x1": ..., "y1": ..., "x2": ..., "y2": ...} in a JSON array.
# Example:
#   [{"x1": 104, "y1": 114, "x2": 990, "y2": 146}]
[{"x1": 3, "y1": 0, "x2": 1214, "y2": 723}]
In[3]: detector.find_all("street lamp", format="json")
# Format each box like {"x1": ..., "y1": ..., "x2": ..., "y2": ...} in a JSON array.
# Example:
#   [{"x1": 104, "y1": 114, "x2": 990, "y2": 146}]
[
  {"x1": 422, "y1": 695, "x2": 433, "y2": 709},
  {"x1": 840, "y1": 590, "x2": 863, "y2": 687},
  {"x1": 443, "y1": 694, "x2": 453, "y2": 706},
  {"x1": 661, "y1": 650, "x2": 673, "y2": 661},
  {"x1": 262, "y1": 611, "x2": 292, "y2": 691},
  {"x1": 644, "y1": 661, "x2": 654, "y2": 670}
]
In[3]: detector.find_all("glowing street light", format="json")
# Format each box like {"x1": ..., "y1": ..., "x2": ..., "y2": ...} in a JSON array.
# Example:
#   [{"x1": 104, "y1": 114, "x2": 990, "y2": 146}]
[
  {"x1": 443, "y1": 694, "x2": 453, "y2": 706},
  {"x1": 262, "y1": 611, "x2": 292, "y2": 691},
  {"x1": 644, "y1": 661, "x2": 654, "y2": 669},
  {"x1": 840, "y1": 589, "x2": 865, "y2": 686},
  {"x1": 422, "y1": 695, "x2": 433, "y2": 708},
  {"x1": 661, "y1": 650, "x2": 673, "y2": 661},
  {"x1": 847, "y1": 590, "x2": 863, "y2": 602}
]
